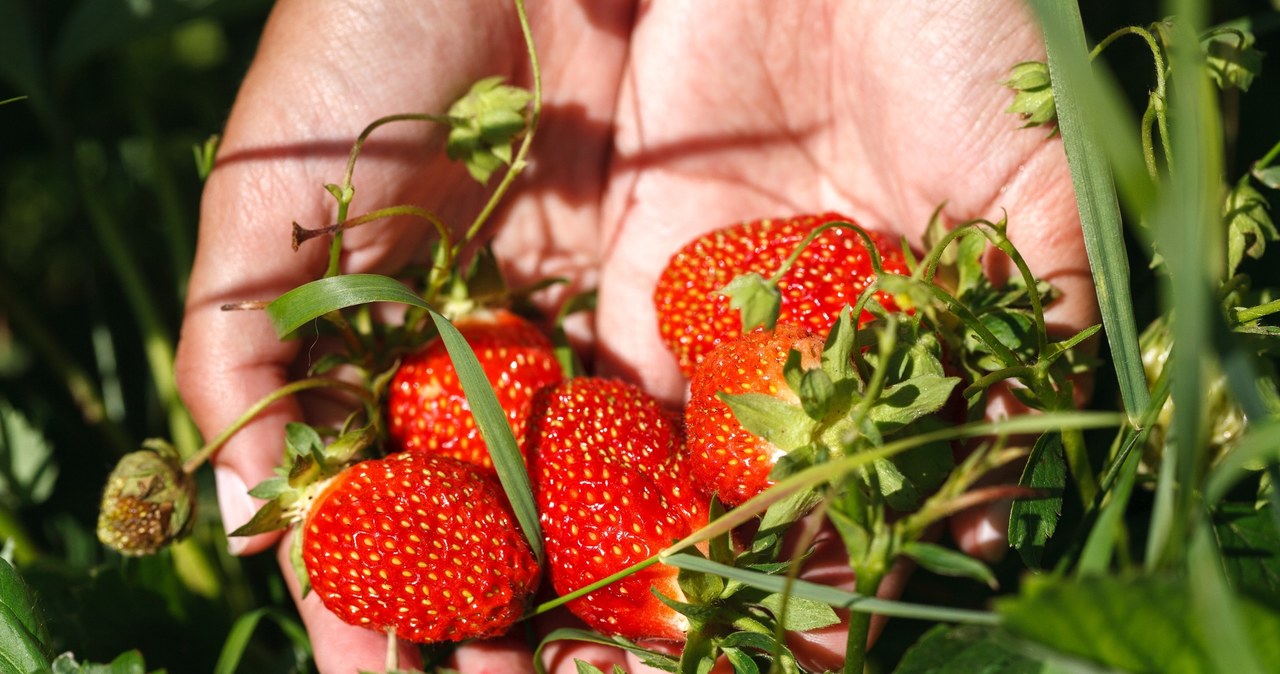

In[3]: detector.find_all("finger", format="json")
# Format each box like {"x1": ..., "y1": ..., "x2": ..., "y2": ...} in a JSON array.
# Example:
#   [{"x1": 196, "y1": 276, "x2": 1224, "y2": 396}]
[
  {"x1": 447, "y1": 635, "x2": 537, "y2": 674},
  {"x1": 275, "y1": 535, "x2": 424, "y2": 674}
]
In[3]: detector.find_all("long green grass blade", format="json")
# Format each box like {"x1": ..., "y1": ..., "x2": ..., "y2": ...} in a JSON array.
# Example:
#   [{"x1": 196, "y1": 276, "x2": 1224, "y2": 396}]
[
  {"x1": 664, "y1": 554, "x2": 999, "y2": 625},
  {"x1": 1030, "y1": 0, "x2": 1152, "y2": 423},
  {"x1": 213, "y1": 608, "x2": 311, "y2": 674}
]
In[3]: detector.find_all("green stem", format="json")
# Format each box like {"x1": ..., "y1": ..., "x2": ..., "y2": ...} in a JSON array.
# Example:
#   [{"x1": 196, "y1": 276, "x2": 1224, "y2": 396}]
[
  {"x1": 0, "y1": 505, "x2": 40, "y2": 565},
  {"x1": 843, "y1": 564, "x2": 886, "y2": 674},
  {"x1": 179, "y1": 377, "x2": 373, "y2": 475},
  {"x1": 1253, "y1": 138, "x2": 1280, "y2": 174},
  {"x1": 457, "y1": 0, "x2": 543, "y2": 250}
]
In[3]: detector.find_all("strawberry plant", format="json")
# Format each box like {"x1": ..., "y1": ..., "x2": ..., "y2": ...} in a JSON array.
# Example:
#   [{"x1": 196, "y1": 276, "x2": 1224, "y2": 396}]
[{"x1": 2, "y1": 0, "x2": 1280, "y2": 673}]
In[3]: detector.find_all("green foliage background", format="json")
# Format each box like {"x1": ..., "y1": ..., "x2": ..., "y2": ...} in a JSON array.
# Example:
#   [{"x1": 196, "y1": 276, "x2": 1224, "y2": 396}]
[{"x1": 0, "y1": 0, "x2": 1278, "y2": 672}]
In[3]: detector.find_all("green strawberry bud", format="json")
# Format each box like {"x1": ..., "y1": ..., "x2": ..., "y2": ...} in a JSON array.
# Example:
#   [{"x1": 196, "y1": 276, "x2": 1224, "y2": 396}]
[
  {"x1": 96, "y1": 441, "x2": 195, "y2": 556},
  {"x1": 1003, "y1": 60, "x2": 1057, "y2": 128},
  {"x1": 445, "y1": 76, "x2": 533, "y2": 184}
]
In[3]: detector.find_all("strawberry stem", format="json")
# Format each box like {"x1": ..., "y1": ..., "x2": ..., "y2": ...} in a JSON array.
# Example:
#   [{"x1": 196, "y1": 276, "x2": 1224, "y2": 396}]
[
  {"x1": 766, "y1": 219, "x2": 888, "y2": 286},
  {"x1": 178, "y1": 377, "x2": 375, "y2": 475}
]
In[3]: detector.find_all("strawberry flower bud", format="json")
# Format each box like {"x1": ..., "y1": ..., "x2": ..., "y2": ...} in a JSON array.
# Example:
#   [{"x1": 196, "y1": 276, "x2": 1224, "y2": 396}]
[
  {"x1": 1003, "y1": 60, "x2": 1057, "y2": 128},
  {"x1": 96, "y1": 441, "x2": 196, "y2": 556}
]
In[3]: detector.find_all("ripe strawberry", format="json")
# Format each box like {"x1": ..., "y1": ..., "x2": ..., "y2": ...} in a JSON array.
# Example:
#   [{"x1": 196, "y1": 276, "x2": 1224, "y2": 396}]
[
  {"x1": 529, "y1": 377, "x2": 707, "y2": 641},
  {"x1": 685, "y1": 324, "x2": 825, "y2": 507},
  {"x1": 653, "y1": 212, "x2": 910, "y2": 378},
  {"x1": 301, "y1": 451, "x2": 539, "y2": 643},
  {"x1": 387, "y1": 308, "x2": 563, "y2": 471}
]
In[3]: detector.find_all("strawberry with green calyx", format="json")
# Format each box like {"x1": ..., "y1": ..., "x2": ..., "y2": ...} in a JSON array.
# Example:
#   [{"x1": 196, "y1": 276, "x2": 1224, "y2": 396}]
[
  {"x1": 528, "y1": 377, "x2": 707, "y2": 642},
  {"x1": 688, "y1": 308, "x2": 960, "y2": 513},
  {"x1": 654, "y1": 212, "x2": 912, "y2": 379},
  {"x1": 294, "y1": 451, "x2": 539, "y2": 644},
  {"x1": 386, "y1": 307, "x2": 564, "y2": 473}
]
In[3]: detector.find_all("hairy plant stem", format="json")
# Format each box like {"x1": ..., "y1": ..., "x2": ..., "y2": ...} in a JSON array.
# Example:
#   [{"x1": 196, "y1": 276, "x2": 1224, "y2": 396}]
[{"x1": 179, "y1": 377, "x2": 374, "y2": 475}]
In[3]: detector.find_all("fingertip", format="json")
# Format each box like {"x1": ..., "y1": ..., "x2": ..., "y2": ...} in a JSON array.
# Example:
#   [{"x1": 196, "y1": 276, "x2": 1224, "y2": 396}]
[
  {"x1": 950, "y1": 498, "x2": 1011, "y2": 563},
  {"x1": 215, "y1": 466, "x2": 279, "y2": 556}
]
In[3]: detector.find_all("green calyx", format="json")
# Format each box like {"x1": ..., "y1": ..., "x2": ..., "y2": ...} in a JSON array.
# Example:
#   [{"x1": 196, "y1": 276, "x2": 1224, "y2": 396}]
[
  {"x1": 722, "y1": 309, "x2": 960, "y2": 512},
  {"x1": 96, "y1": 441, "x2": 196, "y2": 556},
  {"x1": 1003, "y1": 60, "x2": 1057, "y2": 128}
]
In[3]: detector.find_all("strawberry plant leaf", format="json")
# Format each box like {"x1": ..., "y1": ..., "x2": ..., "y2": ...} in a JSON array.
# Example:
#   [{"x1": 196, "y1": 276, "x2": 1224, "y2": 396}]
[
  {"x1": 1212, "y1": 501, "x2": 1280, "y2": 597},
  {"x1": 893, "y1": 624, "x2": 1052, "y2": 674},
  {"x1": 997, "y1": 573, "x2": 1280, "y2": 673},
  {"x1": 901, "y1": 541, "x2": 998, "y2": 590},
  {"x1": 1203, "y1": 30, "x2": 1263, "y2": 92},
  {"x1": 283, "y1": 422, "x2": 323, "y2": 460},
  {"x1": 0, "y1": 558, "x2": 49, "y2": 674},
  {"x1": 797, "y1": 368, "x2": 836, "y2": 420},
  {"x1": 720, "y1": 648, "x2": 759, "y2": 674},
  {"x1": 758, "y1": 592, "x2": 840, "y2": 631},
  {"x1": 868, "y1": 375, "x2": 960, "y2": 432},
  {"x1": 1008, "y1": 432, "x2": 1066, "y2": 568}
]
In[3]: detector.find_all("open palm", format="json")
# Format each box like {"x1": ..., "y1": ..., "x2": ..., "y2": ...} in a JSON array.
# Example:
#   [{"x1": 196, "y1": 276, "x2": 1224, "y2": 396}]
[{"x1": 176, "y1": 1, "x2": 1095, "y2": 672}]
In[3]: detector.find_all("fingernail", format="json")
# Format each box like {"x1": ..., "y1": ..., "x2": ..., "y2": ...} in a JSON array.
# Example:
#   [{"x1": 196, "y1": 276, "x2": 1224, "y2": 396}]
[{"x1": 215, "y1": 467, "x2": 254, "y2": 556}]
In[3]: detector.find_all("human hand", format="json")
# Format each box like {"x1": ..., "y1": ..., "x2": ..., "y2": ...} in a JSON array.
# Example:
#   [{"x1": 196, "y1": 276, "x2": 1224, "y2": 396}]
[{"x1": 174, "y1": 1, "x2": 1097, "y2": 672}]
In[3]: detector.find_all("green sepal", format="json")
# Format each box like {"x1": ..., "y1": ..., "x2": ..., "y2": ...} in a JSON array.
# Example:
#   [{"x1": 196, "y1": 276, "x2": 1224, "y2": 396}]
[
  {"x1": 826, "y1": 505, "x2": 873, "y2": 560},
  {"x1": 719, "y1": 272, "x2": 782, "y2": 333},
  {"x1": 717, "y1": 392, "x2": 815, "y2": 452},
  {"x1": 797, "y1": 368, "x2": 836, "y2": 421},
  {"x1": 652, "y1": 587, "x2": 719, "y2": 623},
  {"x1": 821, "y1": 306, "x2": 858, "y2": 382},
  {"x1": 246, "y1": 476, "x2": 289, "y2": 500},
  {"x1": 291, "y1": 526, "x2": 311, "y2": 598},
  {"x1": 321, "y1": 425, "x2": 376, "y2": 466},
  {"x1": 284, "y1": 422, "x2": 324, "y2": 460},
  {"x1": 1003, "y1": 60, "x2": 1056, "y2": 128},
  {"x1": 228, "y1": 498, "x2": 291, "y2": 537}
]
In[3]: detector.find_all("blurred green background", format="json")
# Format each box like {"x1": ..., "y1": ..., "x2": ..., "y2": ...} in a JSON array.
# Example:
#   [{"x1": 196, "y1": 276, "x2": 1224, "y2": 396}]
[{"x1": 0, "y1": 0, "x2": 1277, "y2": 672}]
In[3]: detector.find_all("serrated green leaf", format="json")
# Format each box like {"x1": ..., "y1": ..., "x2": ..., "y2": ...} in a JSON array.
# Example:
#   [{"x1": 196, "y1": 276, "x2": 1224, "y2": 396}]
[
  {"x1": 902, "y1": 542, "x2": 998, "y2": 589},
  {"x1": 718, "y1": 393, "x2": 815, "y2": 452},
  {"x1": 0, "y1": 558, "x2": 49, "y2": 673},
  {"x1": 868, "y1": 375, "x2": 960, "y2": 432},
  {"x1": 1213, "y1": 502, "x2": 1280, "y2": 596},
  {"x1": 998, "y1": 574, "x2": 1280, "y2": 674},
  {"x1": 758, "y1": 593, "x2": 840, "y2": 631},
  {"x1": 721, "y1": 648, "x2": 759, "y2": 674},
  {"x1": 894, "y1": 625, "x2": 1055, "y2": 674},
  {"x1": 719, "y1": 272, "x2": 781, "y2": 332},
  {"x1": 1008, "y1": 433, "x2": 1065, "y2": 568}
]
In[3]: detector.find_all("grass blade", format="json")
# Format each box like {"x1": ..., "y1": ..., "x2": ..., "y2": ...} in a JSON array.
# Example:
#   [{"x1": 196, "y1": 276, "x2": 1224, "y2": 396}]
[{"x1": 1029, "y1": 0, "x2": 1152, "y2": 423}]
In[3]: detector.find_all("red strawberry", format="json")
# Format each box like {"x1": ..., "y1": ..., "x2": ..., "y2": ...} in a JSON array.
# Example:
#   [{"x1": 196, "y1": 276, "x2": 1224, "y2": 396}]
[
  {"x1": 653, "y1": 212, "x2": 910, "y2": 378},
  {"x1": 685, "y1": 324, "x2": 825, "y2": 507},
  {"x1": 301, "y1": 451, "x2": 539, "y2": 643},
  {"x1": 387, "y1": 308, "x2": 563, "y2": 471},
  {"x1": 530, "y1": 377, "x2": 707, "y2": 641}
]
